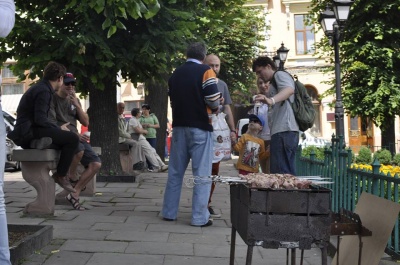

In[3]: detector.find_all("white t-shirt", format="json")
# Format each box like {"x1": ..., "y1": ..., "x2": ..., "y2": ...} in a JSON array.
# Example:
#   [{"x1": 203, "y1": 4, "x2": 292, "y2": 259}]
[
  {"x1": 128, "y1": 116, "x2": 147, "y2": 141},
  {"x1": 0, "y1": 0, "x2": 15, "y2": 38}
]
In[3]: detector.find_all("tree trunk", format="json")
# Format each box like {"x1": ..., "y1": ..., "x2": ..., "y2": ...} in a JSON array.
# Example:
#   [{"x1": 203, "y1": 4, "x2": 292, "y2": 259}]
[
  {"x1": 145, "y1": 78, "x2": 169, "y2": 161},
  {"x1": 86, "y1": 76, "x2": 123, "y2": 175},
  {"x1": 381, "y1": 119, "x2": 396, "y2": 155}
]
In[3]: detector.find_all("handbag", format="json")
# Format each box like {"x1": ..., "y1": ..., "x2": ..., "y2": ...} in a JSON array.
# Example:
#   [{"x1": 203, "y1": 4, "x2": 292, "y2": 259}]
[{"x1": 211, "y1": 113, "x2": 232, "y2": 163}]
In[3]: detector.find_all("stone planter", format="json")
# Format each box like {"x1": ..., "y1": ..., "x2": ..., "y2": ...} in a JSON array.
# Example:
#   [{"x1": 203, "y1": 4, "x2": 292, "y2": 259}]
[{"x1": 8, "y1": 224, "x2": 53, "y2": 265}]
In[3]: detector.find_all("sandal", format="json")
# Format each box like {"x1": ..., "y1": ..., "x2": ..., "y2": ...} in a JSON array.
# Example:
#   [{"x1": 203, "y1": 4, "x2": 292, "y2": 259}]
[
  {"x1": 66, "y1": 193, "x2": 86, "y2": 211},
  {"x1": 69, "y1": 178, "x2": 86, "y2": 192}
]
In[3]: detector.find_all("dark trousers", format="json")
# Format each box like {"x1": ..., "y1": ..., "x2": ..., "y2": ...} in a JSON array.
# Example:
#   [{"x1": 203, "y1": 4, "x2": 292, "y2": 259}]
[
  {"x1": 208, "y1": 161, "x2": 220, "y2": 205},
  {"x1": 32, "y1": 127, "x2": 79, "y2": 176}
]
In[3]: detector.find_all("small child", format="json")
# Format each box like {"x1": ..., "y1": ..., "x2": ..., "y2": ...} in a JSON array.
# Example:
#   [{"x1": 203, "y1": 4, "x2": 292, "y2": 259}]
[{"x1": 232, "y1": 114, "x2": 270, "y2": 175}]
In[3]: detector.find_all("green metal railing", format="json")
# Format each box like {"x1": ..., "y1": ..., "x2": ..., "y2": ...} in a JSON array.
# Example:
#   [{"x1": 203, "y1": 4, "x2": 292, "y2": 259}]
[{"x1": 295, "y1": 136, "x2": 400, "y2": 259}]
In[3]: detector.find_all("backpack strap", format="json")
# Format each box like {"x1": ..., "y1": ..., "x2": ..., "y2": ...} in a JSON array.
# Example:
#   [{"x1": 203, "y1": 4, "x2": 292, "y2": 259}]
[{"x1": 271, "y1": 70, "x2": 295, "y2": 106}]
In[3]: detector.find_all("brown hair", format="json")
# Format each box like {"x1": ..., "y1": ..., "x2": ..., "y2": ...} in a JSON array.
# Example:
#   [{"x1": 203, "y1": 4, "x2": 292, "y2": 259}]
[{"x1": 43, "y1": 61, "x2": 66, "y2": 81}]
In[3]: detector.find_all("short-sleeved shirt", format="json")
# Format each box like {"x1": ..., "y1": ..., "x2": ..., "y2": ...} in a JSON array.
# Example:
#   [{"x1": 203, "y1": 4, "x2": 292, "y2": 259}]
[
  {"x1": 217, "y1": 79, "x2": 232, "y2": 112},
  {"x1": 51, "y1": 94, "x2": 79, "y2": 133},
  {"x1": 139, "y1": 114, "x2": 159, "y2": 139},
  {"x1": 268, "y1": 71, "x2": 299, "y2": 135},
  {"x1": 128, "y1": 116, "x2": 147, "y2": 141}
]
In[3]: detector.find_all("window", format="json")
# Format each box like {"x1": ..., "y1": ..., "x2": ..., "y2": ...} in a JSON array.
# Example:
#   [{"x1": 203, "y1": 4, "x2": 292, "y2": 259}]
[
  {"x1": 1, "y1": 84, "x2": 24, "y2": 95},
  {"x1": 1, "y1": 64, "x2": 17, "y2": 78},
  {"x1": 294, "y1": 15, "x2": 315, "y2": 55}
]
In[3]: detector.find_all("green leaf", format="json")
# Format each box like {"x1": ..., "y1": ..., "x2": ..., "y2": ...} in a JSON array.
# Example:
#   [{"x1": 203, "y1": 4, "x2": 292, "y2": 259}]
[{"x1": 107, "y1": 25, "x2": 117, "y2": 38}]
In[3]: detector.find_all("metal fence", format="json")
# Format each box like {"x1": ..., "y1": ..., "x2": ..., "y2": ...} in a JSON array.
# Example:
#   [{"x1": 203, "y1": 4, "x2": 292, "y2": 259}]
[{"x1": 295, "y1": 136, "x2": 400, "y2": 260}]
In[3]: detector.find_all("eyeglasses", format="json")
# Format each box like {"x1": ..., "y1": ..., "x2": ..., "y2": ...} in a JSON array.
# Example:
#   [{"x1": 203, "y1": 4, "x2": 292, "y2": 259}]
[{"x1": 64, "y1": 82, "x2": 76, "y2": 86}]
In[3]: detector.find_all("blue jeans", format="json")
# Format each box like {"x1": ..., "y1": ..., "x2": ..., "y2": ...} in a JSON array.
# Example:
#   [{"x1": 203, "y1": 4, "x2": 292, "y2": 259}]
[
  {"x1": 0, "y1": 104, "x2": 11, "y2": 265},
  {"x1": 270, "y1": 131, "x2": 299, "y2": 175},
  {"x1": 162, "y1": 127, "x2": 213, "y2": 226}
]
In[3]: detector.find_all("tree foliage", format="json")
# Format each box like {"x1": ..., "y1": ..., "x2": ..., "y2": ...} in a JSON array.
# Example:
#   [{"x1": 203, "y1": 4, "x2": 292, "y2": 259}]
[
  {"x1": 309, "y1": 0, "x2": 400, "y2": 148},
  {"x1": 198, "y1": 1, "x2": 266, "y2": 102},
  {"x1": 0, "y1": 0, "x2": 265, "y2": 174}
]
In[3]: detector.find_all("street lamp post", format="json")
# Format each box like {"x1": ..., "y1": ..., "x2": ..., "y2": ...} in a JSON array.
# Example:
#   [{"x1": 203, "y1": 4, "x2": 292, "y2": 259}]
[
  {"x1": 276, "y1": 42, "x2": 289, "y2": 70},
  {"x1": 318, "y1": 0, "x2": 353, "y2": 142}
]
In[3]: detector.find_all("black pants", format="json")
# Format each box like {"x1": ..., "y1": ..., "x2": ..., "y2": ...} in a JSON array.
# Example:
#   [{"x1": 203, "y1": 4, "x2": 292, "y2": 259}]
[{"x1": 32, "y1": 127, "x2": 79, "y2": 176}]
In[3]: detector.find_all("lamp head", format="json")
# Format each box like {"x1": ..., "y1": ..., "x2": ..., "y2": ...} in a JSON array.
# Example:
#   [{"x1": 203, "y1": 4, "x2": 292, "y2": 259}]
[
  {"x1": 332, "y1": 0, "x2": 353, "y2": 24},
  {"x1": 318, "y1": 5, "x2": 335, "y2": 37},
  {"x1": 277, "y1": 42, "x2": 289, "y2": 62}
]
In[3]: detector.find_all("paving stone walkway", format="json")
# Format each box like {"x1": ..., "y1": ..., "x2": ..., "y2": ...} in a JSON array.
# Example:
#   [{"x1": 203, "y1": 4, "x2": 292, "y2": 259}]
[{"x1": 4, "y1": 160, "x2": 397, "y2": 265}]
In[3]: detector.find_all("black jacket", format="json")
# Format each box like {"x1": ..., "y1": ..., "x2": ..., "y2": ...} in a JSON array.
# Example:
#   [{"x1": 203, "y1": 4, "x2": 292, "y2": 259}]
[
  {"x1": 8, "y1": 79, "x2": 58, "y2": 147},
  {"x1": 16, "y1": 79, "x2": 58, "y2": 129}
]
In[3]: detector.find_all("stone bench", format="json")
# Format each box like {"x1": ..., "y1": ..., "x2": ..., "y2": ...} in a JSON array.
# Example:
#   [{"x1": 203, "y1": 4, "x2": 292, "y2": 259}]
[
  {"x1": 119, "y1": 143, "x2": 136, "y2": 176},
  {"x1": 12, "y1": 147, "x2": 101, "y2": 216}
]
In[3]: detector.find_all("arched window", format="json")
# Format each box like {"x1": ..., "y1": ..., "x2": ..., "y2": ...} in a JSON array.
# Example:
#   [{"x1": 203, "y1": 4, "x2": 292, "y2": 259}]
[{"x1": 305, "y1": 85, "x2": 321, "y2": 136}]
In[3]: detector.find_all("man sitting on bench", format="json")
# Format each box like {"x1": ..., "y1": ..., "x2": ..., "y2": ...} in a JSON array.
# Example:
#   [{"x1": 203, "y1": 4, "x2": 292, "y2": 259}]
[
  {"x1": 50, "y1": 72, "x2": 101, "y2": 210},
  {"x1": 117, "y1": 102, "x2": 145, "y2": 171},
  {"x1": 9, "y1": 62, "x2": 79, "y2": 193}
]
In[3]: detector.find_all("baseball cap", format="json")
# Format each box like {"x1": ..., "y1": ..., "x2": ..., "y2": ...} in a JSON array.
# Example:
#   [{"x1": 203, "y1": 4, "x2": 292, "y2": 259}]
[
  {"x1": 64, "y1": 72, "x2": 76, "y2": 83},
  {"x1": 248, "y1": 114, "x2": 265, "y2": 127}
]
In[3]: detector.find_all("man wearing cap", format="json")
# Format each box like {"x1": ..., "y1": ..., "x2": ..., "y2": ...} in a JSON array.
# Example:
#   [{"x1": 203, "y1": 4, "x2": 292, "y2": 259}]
[
  {"x1": 50, "y1": 73, "x2": 101, "y2": 210},
  {"x1": 162, "y1": 42, "x2": 221, "y2": 227},
  {"x1": 232, "y1": 114, "x2": 269, "y2": 175}
]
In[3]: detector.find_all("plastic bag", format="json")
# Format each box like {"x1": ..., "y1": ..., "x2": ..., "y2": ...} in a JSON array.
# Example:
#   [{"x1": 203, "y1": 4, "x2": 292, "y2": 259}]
[{"x1": 211, "y1": 113, "x2": 231, "y2": 163}]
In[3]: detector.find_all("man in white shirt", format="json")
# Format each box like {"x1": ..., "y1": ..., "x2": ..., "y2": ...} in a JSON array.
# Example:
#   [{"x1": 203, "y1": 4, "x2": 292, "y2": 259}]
[
  {"x1": 0, "y1": 0, "x2": 15, "y2": 263},
  {"x1": 128, "y1": 108, "x2": 168, "y2": 172}
]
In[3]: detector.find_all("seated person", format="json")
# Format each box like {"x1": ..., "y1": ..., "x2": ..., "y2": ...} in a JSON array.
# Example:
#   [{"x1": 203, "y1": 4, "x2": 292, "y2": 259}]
[
  {"x1": 117, "y1": 102, "x2": 145, "y2": 171},
  {"x1": 9, "y1": 62, "x2": 78, "y2": 192},
  {"x1": 128, "y1": 108, "x2": 168, "y2": 173},
  {"x1": 51, "y1": 72, "x2": 101, "y2": 210}
]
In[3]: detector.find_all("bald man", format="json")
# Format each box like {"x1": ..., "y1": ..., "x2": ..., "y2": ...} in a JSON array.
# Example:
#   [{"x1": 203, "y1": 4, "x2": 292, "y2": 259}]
[{"x1": 204, "y1": 54, "x2": 236, "y2": 218}]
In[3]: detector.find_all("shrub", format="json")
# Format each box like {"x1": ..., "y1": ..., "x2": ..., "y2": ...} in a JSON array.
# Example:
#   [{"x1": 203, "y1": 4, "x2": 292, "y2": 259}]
[
  {"x1": 301, "y1": 146, "x2": 325, "y2": 160},
  {"x1": 355, "y1": 147, "x2": 372, "y2": 164},
  {"x1": 373, "y1": 148, "x2": 392, "y2": 165},
  {"x1": 392, "y1": 154, "x2": 400, "y2": 166}
]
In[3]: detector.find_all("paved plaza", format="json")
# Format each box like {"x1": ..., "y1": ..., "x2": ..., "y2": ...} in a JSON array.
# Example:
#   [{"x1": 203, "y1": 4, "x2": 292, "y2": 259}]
[{"x1": 3, "y1": 159, "x2": 397, "y2": 265}]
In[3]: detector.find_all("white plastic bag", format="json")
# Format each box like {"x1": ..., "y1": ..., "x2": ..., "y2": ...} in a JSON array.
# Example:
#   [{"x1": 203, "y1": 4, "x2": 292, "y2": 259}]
[{"x1": 211, "y1": 113, "x2": 231, "y2": 163}]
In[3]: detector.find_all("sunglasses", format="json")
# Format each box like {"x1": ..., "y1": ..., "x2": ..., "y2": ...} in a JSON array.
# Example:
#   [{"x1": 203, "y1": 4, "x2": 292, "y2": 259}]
[
  {"x1": 249, "y1": 119, "x2": 261, "y2": 125},
  {"x1": 64, "y1": 82, "x2": 76, "y2": 86}
]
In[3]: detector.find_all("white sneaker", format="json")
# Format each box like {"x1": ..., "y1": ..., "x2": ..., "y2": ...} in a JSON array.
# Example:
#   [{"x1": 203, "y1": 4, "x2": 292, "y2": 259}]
[{"x1": 159, "y1": 165, "x2": 168, "y2": 172}]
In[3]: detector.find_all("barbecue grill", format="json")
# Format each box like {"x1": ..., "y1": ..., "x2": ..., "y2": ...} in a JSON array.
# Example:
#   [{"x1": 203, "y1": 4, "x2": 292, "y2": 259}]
[{"x1": 229, "y1": 183, "x2": 332, "y2": 265}]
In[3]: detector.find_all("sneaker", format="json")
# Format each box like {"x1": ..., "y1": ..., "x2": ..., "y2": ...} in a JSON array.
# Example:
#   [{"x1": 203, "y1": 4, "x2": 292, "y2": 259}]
[
  {"x1": 159, "y1": 165, "x2": 168, "y2": 172},
  {"x1": 208, "y1": 206, "x2": 221, "y2": 218},
  {"x1": 133, "y1": 161, "x2": 144, "y2": 170},
  {"x1": 147, "y1": 168, "x2": 154, "y2": 172},
  {"x1": 30, "y1": 137, "x2": 52, "y2": 150},
  {"x1": 191, "y1": 218, "x2": 213, "y2": 227}
]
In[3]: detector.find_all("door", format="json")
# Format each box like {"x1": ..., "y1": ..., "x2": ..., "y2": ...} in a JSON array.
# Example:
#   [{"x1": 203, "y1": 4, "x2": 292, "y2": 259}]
[{"x1": 348, "y1": 116, "x2": 374, "y2": 153}]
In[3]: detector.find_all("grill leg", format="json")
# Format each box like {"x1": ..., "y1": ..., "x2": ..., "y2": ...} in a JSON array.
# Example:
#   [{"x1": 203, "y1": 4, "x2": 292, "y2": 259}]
[
  {"x1": 291, "y1": 248, "x2": 296, "y2": 265},
  {"x1": 321, "y1": 247, "x2": 327, "y2": 265},
  {"x1": 300, "y1": 249, "x2": 304, "y2": 265},
  {"x1": 245, "y1": 245, "x2": 253, "y2": 265},
  {"x1": 286, "y1": 249, "x2": 290, "y2": 265},
  {"x1": 229, "y1": 227, "x2": 236, "y2": 265},
  {"x1": 336, "y1": 236, "x2": 341, "y2": 265}
]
